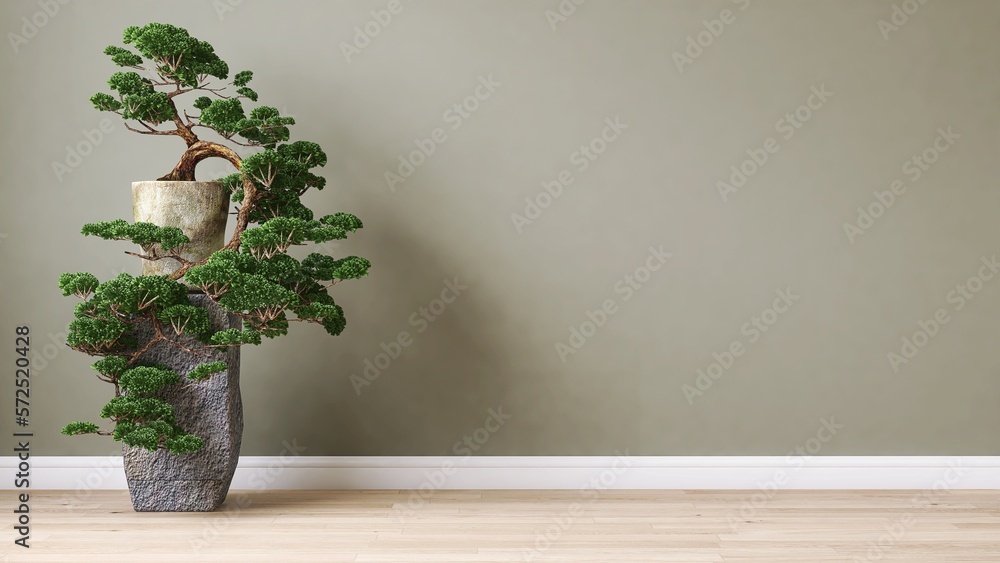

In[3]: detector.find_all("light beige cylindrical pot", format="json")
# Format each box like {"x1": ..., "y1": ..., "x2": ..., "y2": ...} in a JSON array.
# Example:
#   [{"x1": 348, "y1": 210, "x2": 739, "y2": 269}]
[
  {"x1": 126, "y1": 180, "x2": 242, "y2": 512},
  {"x1": 132, "y1": 181, "x2": 230, "y2": 277}
]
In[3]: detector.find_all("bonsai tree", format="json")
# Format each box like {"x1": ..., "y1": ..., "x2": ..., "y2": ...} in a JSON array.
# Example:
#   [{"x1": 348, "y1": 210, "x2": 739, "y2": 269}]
[{"x1": 59, "y1": 23, "x2": 371, "y2": 454}]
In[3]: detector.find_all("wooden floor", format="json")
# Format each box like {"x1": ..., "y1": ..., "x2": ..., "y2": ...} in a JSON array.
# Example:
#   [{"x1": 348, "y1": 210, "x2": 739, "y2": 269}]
[{"x1": 3, "y1": 490, "x2": 999, "y2": 562}]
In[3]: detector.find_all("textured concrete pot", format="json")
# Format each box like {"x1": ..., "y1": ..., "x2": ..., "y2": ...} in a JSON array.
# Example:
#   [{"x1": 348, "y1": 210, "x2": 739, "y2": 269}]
[
  {"x1": 125, "y1": 181, "x2": 242, "y2": 512},
  {"x1": 132, "y1": 181, "x2": 230, "y2": 278}
]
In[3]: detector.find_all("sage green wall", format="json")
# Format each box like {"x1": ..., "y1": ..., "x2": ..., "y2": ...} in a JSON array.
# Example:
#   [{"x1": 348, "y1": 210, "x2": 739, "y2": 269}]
[{"x1": 1, "y1": 0, "x2": 998, "y2": 456}]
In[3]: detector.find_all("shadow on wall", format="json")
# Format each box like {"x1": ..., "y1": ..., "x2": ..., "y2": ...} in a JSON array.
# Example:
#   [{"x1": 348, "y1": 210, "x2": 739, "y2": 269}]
[{"x1": 234, "y1": 89, "x2": 538, "y2": 457}]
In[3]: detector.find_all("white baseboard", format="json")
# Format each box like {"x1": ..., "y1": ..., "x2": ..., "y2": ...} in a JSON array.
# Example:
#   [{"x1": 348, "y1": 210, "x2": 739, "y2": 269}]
[{"x1": 3, "y1": 456, "x2": 999, "y2": 490}]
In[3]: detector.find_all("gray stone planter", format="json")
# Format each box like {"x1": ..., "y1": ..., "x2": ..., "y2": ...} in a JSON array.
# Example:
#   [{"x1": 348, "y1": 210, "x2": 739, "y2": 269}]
[
  {"x1": 124, "y1": 181, "x2": 242, "y2": 512},
  {"x1": 123, "y1": 295, "x2": 242, "y2": 511}
]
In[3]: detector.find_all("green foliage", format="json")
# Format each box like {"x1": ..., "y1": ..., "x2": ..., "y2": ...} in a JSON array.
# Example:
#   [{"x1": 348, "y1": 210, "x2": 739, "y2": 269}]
[
  {"x1": 81, "y1": 218, "x2": 129, "y2": 238},
  {"x1": 241, "y1": 217, "x2": 308, "y2": 257},
  {"x1": 101, "y1": 395, "x2": 175, "y2": 423},
  {"x1": 236, "y1": 87, "x2": 258, "y2": 102},
  {"x1": 294, "y1": 302, "x2": 347, "y2": 336},
  {"x1": 93, "y1": 356, "x2": 128, "y2": 378},
  {"x1": 279, "y1": 140, "x2": 327, "y2": 168},
  {"x1": 91, "y1": 23, "x2": 229, "y2": 128},
  {"x1": 159, "y1": 227, "x2": 189, "y2": 251},
  {"x1": 123, "y1": 23, "x2": 228, "y2": 85},
  {"x1": 64, "y1": 273, "x2": 190, "y2": 354},
  {"x1": 198, "y1": 101, "x2": 295, "y2": 146},
  {"x1": 113, "y1": 419, "x2": 204, "y2": 454},
  {"x1": 61, "y1": 421, "x2": 101, "y2": 436},
  {"x1": 81, "y1": 220, "x2": 190, "y2": 251},
  {"x1": 103, "y1": 45, "x2": 144, "y2": 67},
  {"x1": 188, "y1": 361, "x2": 226, "y2": 381},
  {"x1": 302, "y1": 254, "x2": 371, "y2": 281},
  {"x1": 107, "y1": 71, "x2": 149, "y2": 96},
  {"x1": 256, "y1": 254, "x2": 306, "y2": 285},
  {"x1": 118, "y1": 90, "x2": 172, "y2": 125},
  {"x1": 210, "y1": 328, "x2": 262, "y2": 346},
  {"x1": 219, "y1": 171, "x2": 242, "y2": 193},
  {"x1": 120, "y1": 425, "x2": 161, "y2": 450},
  {"x1": 240, "y1": 217, "x2": 367, "y2": 259},
  {"x1": 239, "y1": 225, "x2": 283, "y2": 257},
  {"x1": 184, "y1": 249, "x2": 256, "y2": 295},
  {"x1": 321, "y1": 311, "x2": 348, "y2": 336},
  {"x1": 157, "y1": 304, "x2": 211, "y2": 338},
  {"x1": 232, "y1": 70, "x2": 253, "y2": 87},
  {"x1": 233, "y1": 147, "x2": 326, "y2": 222},
  {"x1": 67, "y1": 316, "x2": 130, "y2": 353},
  {"x1": 163, "y1": 434, "x2": 205, "y2": 454},
  {"x1": 330, "y1": 256, "x2": 372, "y2": 280},
  {"x1": 199, "y1": 97, "x2": 246, "y2": 137},
  {"x1": 184, "y1": 245, "x2": 363, "y2": 340},
  {"x1": 103, "y1": 71, "x2": 173, "y2": 124},
  {"x1": 111, "y1": 420, "x2": 137, "y2": 442},
  {"x1": 258, "y1": 315, "x2": 289, "y2": 338},
  {"x1": 321, "y1": 212, "x2": 363, "y2": 232},
  {"x1": 217, "y1": 273, "x2": 297, "y2": 313},
  {"x1": 118, "y1": 365, "x2": 180, "y2": 395},
  {"x1": 90, "y1": 92, "x2": 123, "y2": 112},
  {"x1": 252, "y1": 191, "x2": 315, "y2": 222},
  {"x1": 93, "y1": 273, "x2": 188, "y2": 316},
  {"x1": 236, "y1": 106, "x2": 293, "y2": 147},
  {"x1": 199, "y1": 248, "x2": 257, "y2": 272},
  {"x1": 101, "y1": 373, "x2": 205, "y2": 454},
  {"x1": 59, "y1": 272, "x2": 100, "y2": 298},
  {"x1": 239, "y1": 149, "x2": 284, "y2": 185}
]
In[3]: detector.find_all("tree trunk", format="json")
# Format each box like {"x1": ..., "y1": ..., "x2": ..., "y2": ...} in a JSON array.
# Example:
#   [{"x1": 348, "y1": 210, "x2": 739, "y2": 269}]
[{"x1": 158, "y1": 141, "x2": 242, "y2": 181}]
